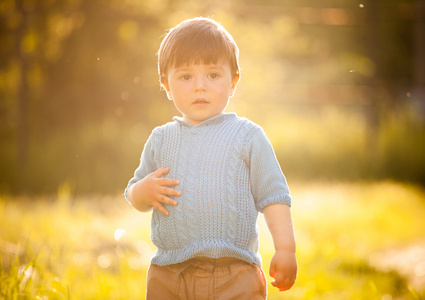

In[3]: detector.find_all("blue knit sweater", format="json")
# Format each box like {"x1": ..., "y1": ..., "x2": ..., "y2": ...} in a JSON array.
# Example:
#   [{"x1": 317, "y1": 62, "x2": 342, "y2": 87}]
[{"x1": 125, "y1": 113, "x2": 291, "y2": 266}]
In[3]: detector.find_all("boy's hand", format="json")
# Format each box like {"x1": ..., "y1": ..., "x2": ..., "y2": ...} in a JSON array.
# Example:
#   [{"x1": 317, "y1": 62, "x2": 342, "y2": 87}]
[
  {"x1": 129, "y1": 168, "x2": 181, "y2": 216},
  {"x1": 269, "y1": 249, "x2": 297, "y2": 291}
]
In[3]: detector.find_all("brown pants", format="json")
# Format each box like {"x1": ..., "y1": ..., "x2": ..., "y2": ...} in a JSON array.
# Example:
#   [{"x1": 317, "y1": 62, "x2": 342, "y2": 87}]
[{"x1": 146, "y1": 257, "x2": 267, "y2": 300}]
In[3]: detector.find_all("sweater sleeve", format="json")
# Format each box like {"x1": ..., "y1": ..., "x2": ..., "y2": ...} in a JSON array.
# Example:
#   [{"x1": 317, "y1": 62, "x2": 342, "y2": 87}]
[
  {"x1": 124, "y1": 129, "x2": 157, "y2": 203},
  {"x1": 249, "y1": 128, "x2": 292, "y2": 212}
]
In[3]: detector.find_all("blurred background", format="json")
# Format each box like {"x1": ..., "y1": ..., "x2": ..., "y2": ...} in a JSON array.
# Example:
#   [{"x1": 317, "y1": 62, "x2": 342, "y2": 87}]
[
  {"x1": 1, "y1": 0, "x2": 424, "y2": 195},
  {"x1": 2, "y1": 1, "x2": 425, "y2": 299}
]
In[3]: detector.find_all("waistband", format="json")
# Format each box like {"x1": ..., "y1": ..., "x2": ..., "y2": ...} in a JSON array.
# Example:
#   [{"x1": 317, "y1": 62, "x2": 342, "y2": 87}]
[{"x1": 154, "y1": 256, "x2": 245, "y2": 273}]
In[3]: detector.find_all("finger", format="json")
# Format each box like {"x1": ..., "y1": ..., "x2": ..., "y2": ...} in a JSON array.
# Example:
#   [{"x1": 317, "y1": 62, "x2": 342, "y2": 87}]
[
  {"x1": 158, "y1": 177, "x2": 180, "y2": 186},
  {"x1": 160, "y1": 187, "x2": 181, "y2": 197},
  {"x1": 286, "y1": 277, "x2": 296, "y2": 290},
  {"x1": 157, "y1": 195, "x2": 178, "y2": 206},
  {"x1": 153, "y1": 167, "x2": 170, "y2": 177},
  {"x1": 277, "y1": 278, "x2": 290, "y2": 291},
  {"x1": 279, "y1": 282, "x2": 292, "y2": 291},
  {"x1": 278, "y1": 276, "x2": 295, "y2": 292},
  {"x1": 269, "y1": 264, "x2": 276, "y2": 278},
  {"x1": 271, "y1": 272, "x2": 285, "y2": 288},
  {"x1": 152, "y1": 202, "x2": 170, "y2": 216}
]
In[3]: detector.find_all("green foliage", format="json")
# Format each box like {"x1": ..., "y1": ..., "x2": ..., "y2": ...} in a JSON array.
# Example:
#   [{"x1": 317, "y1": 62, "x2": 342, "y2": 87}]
[
  {"x1": 1, "y1": 182, "x2": 425, "y2": 299},
  {"x1": 0, "y1": 253, "x2": 70, "y2": 299},
  {"x1": 375, "y1": 106, "x2": 425, "y2": 182},
  {"x1": 0, "y1": 255, "x2": 36, "y2": 299},
  {"x1": 256, "y1": 102, "x2": 425, "y2": 184}
]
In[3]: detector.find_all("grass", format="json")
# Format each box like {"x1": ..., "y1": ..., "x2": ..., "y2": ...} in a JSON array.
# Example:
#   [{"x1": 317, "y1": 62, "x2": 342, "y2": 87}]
[{"x1": 1, "y1": 181, "x2": 425, "y2": 299}]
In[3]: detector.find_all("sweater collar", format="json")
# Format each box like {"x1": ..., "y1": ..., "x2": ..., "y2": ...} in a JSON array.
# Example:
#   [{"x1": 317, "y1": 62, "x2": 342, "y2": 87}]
[{"x1": 173, "y1": 113, "x2": 237, "y2": 128}]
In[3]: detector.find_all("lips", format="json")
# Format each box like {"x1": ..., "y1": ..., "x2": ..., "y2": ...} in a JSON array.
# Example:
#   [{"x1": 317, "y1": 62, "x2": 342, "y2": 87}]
[{"x1": 193, "y1": 99, "x2": 209, "y2": 105}]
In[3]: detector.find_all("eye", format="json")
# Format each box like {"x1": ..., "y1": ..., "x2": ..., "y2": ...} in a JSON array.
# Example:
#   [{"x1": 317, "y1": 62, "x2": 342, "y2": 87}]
[
  {"x1": 208, "y1": 72, "x2": 219, "y2": 79},
  {"x1": 181, "y1": 74, "x2": 191, "y2": 80}
]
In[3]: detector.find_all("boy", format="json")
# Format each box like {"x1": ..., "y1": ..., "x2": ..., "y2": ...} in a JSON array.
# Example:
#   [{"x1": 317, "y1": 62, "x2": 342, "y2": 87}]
[{"x1": 125, "y1": 17, "x2": 297, "y2": 299}]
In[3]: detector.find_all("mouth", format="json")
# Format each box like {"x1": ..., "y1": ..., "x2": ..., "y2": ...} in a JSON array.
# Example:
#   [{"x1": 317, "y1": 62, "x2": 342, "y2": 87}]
[{"x1": 193, "y1": 99, "x2": 209, "y2": 105}]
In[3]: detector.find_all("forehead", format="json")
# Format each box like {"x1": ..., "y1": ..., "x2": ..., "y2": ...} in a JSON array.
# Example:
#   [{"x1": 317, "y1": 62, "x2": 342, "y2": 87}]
[{"x1": 170, "y1": 51, "x2": 230, "y2": 68}]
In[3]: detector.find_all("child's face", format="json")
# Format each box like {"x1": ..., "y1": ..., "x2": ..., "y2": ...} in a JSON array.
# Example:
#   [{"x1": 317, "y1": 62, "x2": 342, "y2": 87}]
[{"x1": 162, "y1": 60, "x2": 239, "y2": 126}]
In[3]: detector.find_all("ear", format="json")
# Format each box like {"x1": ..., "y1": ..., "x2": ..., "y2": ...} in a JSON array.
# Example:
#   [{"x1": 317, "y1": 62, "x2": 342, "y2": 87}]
[
  {"x1": 160, "y1": 77, "x2": 172, "y2": 100},
  {"x1": 230, "y1": 74, "x2": 240, "y2": 96}
]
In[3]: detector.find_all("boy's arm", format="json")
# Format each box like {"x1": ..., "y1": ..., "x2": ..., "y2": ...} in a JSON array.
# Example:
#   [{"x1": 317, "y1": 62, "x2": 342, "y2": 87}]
[
  {"x1": 127, "y1": 167, "x2": 180, "y2": 216},
  {"x1": 263, "y1": 204, "x2": 297, "y2": 291}
]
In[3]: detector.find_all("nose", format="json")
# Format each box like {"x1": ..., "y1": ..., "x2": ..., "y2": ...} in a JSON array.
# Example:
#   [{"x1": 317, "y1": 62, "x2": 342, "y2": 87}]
[{"x1": 194, "y1": 76, "x2": 206, "y2": 92}]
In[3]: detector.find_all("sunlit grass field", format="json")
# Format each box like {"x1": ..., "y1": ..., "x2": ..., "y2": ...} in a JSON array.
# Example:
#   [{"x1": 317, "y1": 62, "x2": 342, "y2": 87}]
[{"x1": 1, "y1": 182, "x2": 425, "y2": 299}]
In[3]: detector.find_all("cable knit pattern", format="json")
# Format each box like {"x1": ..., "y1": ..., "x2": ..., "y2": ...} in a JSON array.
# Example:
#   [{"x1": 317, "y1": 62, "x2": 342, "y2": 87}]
[{"x1": 125, "y1": 113, "x2": 291, "y2": 266}]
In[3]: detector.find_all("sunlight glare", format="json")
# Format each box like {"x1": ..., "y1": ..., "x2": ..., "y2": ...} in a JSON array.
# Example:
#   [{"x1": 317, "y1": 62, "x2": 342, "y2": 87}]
[
  {"x1": 118, "y1": 20, "x2": 139, "y2": 41},
  {"x1": 97, "y1": 254, "x2": 111, "y2": 269},
  {"x1": 114, "y1": 228, "x2": 126, "y2": 241},
  {"x1": 415, "y1": 261, "x2": 425, "y2": 277},
  {"x1": 133, "y1": 76, "x2": 141, "y2": 84},
  {"x1": 321, "y1": 8, "x2": 351, "y2": 26}
]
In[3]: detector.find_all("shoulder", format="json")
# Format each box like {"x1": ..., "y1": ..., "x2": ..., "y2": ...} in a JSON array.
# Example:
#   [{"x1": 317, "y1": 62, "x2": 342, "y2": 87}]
[
  {"x1": 232, "y1": 116, "x2": 264, "y2": 141},
  {"x1": 229, "y1": 116, "x2": 268, "y2": 160},
  {"x1": 145, "y1": 121, "x2": 179, "y2": 147},
  {"x1": 229, "y1": 115, "x2": 261, "y2": 131},
  {"x1": 151, "y1": 120, "x2": 179, "y2": 135}
]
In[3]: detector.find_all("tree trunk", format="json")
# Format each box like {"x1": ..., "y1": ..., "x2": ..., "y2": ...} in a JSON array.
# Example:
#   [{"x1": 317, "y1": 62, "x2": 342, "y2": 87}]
[
  {"x1": 363, "y1": 0, "x2": 380, "y2": 130},
  {"x1": 16, "y1": 0, "x2": 29, "y2": 175}
]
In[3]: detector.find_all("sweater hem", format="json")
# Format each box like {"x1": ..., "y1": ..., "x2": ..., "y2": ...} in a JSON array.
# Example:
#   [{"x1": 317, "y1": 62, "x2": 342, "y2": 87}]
[{"x1": 151, "y1": 243, "x2": 262, "y2": 267}]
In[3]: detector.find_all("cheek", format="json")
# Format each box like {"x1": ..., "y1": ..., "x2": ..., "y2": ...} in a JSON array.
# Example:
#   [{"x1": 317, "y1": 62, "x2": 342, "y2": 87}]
[
  {"x1": 220, "y1": 83, "x2": 234, "y2": 97},
  {"x1": 170, "y1": 82, "x2": 189, "y2": 95}
]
